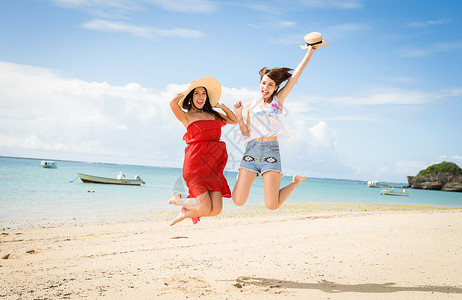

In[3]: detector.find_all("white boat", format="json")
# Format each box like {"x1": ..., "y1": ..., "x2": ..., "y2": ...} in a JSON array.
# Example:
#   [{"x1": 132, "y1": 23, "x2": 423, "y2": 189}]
[
  {"x1": 41, "y1": 161, "x2": 57, "y2": 168},
  {"x1": 367, "y1": 180, "x2": 380, "y2": 188},
  {"x1": 77, "y1": 172, "x2": 145, "y2": 186},
  {"x1": 381, "y1": 187, "x2": 409, "y2": 196}
]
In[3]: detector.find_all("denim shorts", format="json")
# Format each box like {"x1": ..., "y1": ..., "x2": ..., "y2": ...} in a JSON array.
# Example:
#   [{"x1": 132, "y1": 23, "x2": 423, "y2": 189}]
[{"x1": 239, "y1": 140, "x2": 282, "y2": 175}]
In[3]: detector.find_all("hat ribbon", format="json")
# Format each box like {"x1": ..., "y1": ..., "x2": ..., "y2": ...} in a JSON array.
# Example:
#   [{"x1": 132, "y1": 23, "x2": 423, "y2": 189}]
[{"x1": 305, "y1": 40, "x2": 323, "y2": 46}]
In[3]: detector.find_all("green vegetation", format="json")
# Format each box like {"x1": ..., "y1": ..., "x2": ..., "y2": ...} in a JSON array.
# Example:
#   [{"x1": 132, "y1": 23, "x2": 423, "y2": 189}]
[{"x1": 417, "y1": 161, "x2": 462, "y2": 176}]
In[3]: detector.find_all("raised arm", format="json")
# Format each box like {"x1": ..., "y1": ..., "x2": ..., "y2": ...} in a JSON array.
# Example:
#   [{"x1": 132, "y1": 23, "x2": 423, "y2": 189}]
[
  {"x1": 234, "y1": 100, "x2": 251, "y2": 137},
  {"x1": 276, "y1": 46, "x2": 317, "y2": 104},
  {"x1": 169, "y1": 92, "x2": 189, "y2": 128},
  {"x1": 215, "y1": 102, "x2": 238, "y2": 124}
]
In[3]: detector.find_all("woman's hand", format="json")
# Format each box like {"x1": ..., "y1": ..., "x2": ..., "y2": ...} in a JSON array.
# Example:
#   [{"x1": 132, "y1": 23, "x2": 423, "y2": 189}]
[
  {"x1": 216, "y1": 101, "x2": 238, "y2": 124},
  {"x1": 234, "y1": 100, "x2": 249, "y2": 136},
  {"x1": 173, "y1": 92, "x2": 184, "y2": 102},
  {"x1": 215, "y1": 102, "x2": 225, "y2": 109},
  {"x1": 307, "y1": 45, "x2": 318, "y2": 53},
  {"x1": 234, "y1": 100, "x2": 244, "y2": 115},
  {"x1": 170, "y1": 91, "x2": 188, "y2": 127}
]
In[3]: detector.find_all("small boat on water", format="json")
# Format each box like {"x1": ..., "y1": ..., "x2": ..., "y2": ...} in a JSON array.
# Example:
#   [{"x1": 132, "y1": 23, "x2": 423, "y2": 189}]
[
  {"x1": 367, "y1": 180, "x2": 380, "y2": 188},
  {"x1": 41, "y1": 161, "x2": 57, "y2": 168},
  {"x1": 77, "y1": 172, "x2": 145, "y2": 186},
  {"x1": 381, "y1": 187, "x2": 409, "y2": 196}
]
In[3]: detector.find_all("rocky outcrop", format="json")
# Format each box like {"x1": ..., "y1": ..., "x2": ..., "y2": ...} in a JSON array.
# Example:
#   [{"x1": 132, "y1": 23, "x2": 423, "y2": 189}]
[
  {"x1": 443, "y1": 182, "x2": 462, "y2": 192},
  {"x1": 407, "y1": 173, "x2": 462, "y2": 192}
]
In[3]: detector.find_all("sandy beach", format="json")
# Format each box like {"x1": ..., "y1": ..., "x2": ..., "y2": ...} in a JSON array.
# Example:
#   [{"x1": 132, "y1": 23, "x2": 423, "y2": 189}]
[{"x1": 1, "y1": 204, "x2": 462, "y2": 299}]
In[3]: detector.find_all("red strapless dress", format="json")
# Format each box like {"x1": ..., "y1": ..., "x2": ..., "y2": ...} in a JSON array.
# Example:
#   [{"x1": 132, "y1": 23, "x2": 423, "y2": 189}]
[{"x1": 182, "y1": 120, "x2": 231, "y2": 222}]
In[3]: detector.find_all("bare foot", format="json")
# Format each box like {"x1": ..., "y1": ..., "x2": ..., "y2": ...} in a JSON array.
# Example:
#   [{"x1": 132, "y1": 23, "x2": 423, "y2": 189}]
[
  {"x1": 292, "y1": 175, "x2": 306, "y2": 184},
  {"x1": 170, "y1": 207, "x2": 188, "y2": 226},
  {"x1": 168, "y1": 193, "x2": 182, "y2": 205},
  {"x1": 168, "y1": 194, "x2": 198, "y2": 207}
]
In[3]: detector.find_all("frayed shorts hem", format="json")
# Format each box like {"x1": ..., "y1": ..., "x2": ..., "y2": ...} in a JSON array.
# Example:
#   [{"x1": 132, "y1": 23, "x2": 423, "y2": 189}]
[
  {"x1": 261, "y1": 169, "x2": 283, "y2": 176},
  {"x1": 238, "y1": 167, "x2": 259, "y2": 175},
  {"x1": 238, "y1": 167, "x2": 283, "y2": 177}
]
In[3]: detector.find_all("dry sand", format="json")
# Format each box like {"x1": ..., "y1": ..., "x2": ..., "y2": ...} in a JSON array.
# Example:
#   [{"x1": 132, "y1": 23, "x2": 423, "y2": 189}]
[{"x1": 1, "y1": 204, "x2": 462, "y2": 299}]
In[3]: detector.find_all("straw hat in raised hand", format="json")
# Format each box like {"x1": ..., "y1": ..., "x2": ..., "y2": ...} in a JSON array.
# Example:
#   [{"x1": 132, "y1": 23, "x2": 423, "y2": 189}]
[{"x1": 300, "y1": 32, "x2": 328, "y2": 49}]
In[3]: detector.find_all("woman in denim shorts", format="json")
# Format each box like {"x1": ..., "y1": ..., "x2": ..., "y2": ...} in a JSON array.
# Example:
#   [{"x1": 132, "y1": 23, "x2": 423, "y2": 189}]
[{"x1": 233, "y1": 34, "x2": 325, "y2": 210}]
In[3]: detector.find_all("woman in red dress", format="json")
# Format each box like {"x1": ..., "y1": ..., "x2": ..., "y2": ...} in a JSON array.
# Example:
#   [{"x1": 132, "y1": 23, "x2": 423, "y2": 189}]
[{"x1": 169, "y1": 76, "x2": 237, "y2": 226}]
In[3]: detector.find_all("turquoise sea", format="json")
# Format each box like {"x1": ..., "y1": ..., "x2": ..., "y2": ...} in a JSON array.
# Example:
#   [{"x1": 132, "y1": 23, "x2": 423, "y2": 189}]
[{"x1": 1, "y1": 156, "x2": 461, "y2": 228}]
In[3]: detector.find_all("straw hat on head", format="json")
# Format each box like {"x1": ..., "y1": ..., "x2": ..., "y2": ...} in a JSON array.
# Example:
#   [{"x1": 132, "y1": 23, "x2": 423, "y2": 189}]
[
  {"x1": 300, "y1": 32, "x2": 328, "y2": 49},
  {"x1": 178, "y1": 76, "x2": 222, "y2": 107}
]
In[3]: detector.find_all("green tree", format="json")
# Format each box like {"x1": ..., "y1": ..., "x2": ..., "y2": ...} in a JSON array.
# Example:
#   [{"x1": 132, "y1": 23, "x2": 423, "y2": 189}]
[{"x1": 417, "y1": 162, "x2": 462, "y2": 176}]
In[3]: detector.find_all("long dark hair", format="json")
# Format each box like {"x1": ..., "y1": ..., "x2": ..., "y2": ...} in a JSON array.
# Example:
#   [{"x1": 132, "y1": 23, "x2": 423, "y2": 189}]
[
  {"x1": 259, "y1": 67, "x2": 293, "y2": 103},
  {"x1": 181, "y1": 87, "x2": 225, "y2": 121}
]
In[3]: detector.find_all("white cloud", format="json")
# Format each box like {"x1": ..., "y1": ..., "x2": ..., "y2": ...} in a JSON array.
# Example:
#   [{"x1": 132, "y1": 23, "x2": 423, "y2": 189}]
[
  {"x1": 148, "y1": 0, "x2": 217, "y2": 13},
  {"x1": 396, "y1": 158, "x2": 462, "y2": 179},
  {"x1": 407, "y1": 18, "x2": 451, "y2": 28},
  {"x1": 441, "y1": 87, "x2": 462, "y2": 97},
  {"x1": 438, "y1": 155, "x2": 448, "y2": 161},
  {"x1": 237, "y1": 3, "x2": 281, "y2": 14},
  {"x1": 269, "y1": 34, "x2": 301, "y2": 45},
  {"x1": 221, "y1": 87, "x2": 259, "y2": 104},
  {"x1": 307, "y1": 121, "x2": 337, "y2": 148},
  {"x1": 81, "y1": 19, "x2": 205, "y2": 38},
  {"x1": 0, "y1": 62, "x2": 255, "y2": 167},
  {"x1": 82, "y1": 19, "x2": 153, "y2": 37},
  {"x1": 155, "y1": 28, "x2": 205, "y2": 38},
  {"x1": 278, "y1": 119, "x2": 357, "y2": 178},
  {"x1": 299, "y1": 0, "x2": 363, "y2": 9},
  {"x1": 236, "y1": 0, "x2": 361, "y2": 16},
  {"x1": 382, "y1": 76, "x2": 417, "y2": 84},
  {"x1": 325, "y1": 23, "x2": 370, "y2": 39},
  {"x1": 50, "y1": 0, "x2": 217, "y2": 14},
  {"x1": 366, "y1": 160, "x2": 427, "y2": 183},
  {"x1": 399, "y1": 42, "x2": 462, "y2": 57},
  {"x1": 269, "y1": 22, "x2": 369, "y2": 45},
  {"x1": 303, "y1": 89, "x2": 431, "y2": 105},
  {"x1": 329, "y1": 23, "x2": 369, "y2": 32},
  {"x1": 450, "y1": 155, "x2": 462, "y2": 163},
  {"x1": 278, "y1": 21, "x2": 296, "y2": 27},
  {"x1": 51, "y1": 0, "x2": 138, "y2": 10},
  {"x1": 0, "y1": 61, "x2": 175, "y2": 164},
  {"x1": 50, "y1": 0, "x2": 142, "y2": 19},
  {"x1": 303, "y1": 86, "x2": 462, "y2": 106},
  {"x1": 395, "y1": 161, "x2": 427, "y2": 176}
]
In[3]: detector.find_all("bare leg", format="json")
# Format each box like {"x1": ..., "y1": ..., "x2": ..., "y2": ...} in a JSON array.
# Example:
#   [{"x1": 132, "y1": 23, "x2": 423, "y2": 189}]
[
  {"x1": 170, "y1": 192, "x2": 211, "y2": 226},
  {"x1": 232, "y1": 169, "x2": 258, "y2": 206},
  {"x1": 278, "y1": 175, "x2": 306, "y2": 204},
  {"x1": 184, "y1": 191, "x2": 223, "y2": 217},
  {"x1": 170, "y1": 207, "x2": 189, "y2": 226},
  {"x1": 263, "y1": 172, "x2": 306, "y2": 210},
  {"x1": 262, "y1": 171, "x2": 282, "y2": 210},
  {"x1": 208, "y1": 191, "x2": 223, "y2": 216},
  {"x1": 170, "y1": 192, "x2": 223, "y2": 226}
]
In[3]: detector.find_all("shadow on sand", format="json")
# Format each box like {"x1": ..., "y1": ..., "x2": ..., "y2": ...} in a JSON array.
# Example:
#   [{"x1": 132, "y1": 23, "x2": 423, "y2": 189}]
[{"x1": 235, "y1": 276, "x2": 462, "y2": 294}]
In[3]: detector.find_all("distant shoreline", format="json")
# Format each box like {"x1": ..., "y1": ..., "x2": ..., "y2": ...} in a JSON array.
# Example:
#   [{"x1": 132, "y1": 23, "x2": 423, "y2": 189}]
[{"x1": 0, "y1": 155, "x2": 409, "y2": 184}]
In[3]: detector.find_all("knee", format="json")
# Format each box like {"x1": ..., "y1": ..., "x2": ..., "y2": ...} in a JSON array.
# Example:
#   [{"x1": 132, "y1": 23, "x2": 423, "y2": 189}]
[
  {"x1": 232, "y1": 195, "x2": 246, "y2": 206},
  {"x1": 209, "y1": 206, "x2": 222, "y2": 216},
  {"x1": 265, "y1": 202, "x2": 279, "y2": 211},
  {"x1": 197, "y1": 204, "x2": 212, "y2": 215}
]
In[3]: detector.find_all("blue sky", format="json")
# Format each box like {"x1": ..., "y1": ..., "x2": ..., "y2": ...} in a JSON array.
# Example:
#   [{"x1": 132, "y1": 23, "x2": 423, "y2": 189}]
[{"x1": 1, "y1": 0, "x2": 461, "y2": 183}]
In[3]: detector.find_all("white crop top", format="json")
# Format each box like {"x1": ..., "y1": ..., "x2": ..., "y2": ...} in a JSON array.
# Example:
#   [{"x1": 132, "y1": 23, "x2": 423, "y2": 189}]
[{"x1": 243, "y1": 96, "x2": 289, "y2": 143}]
